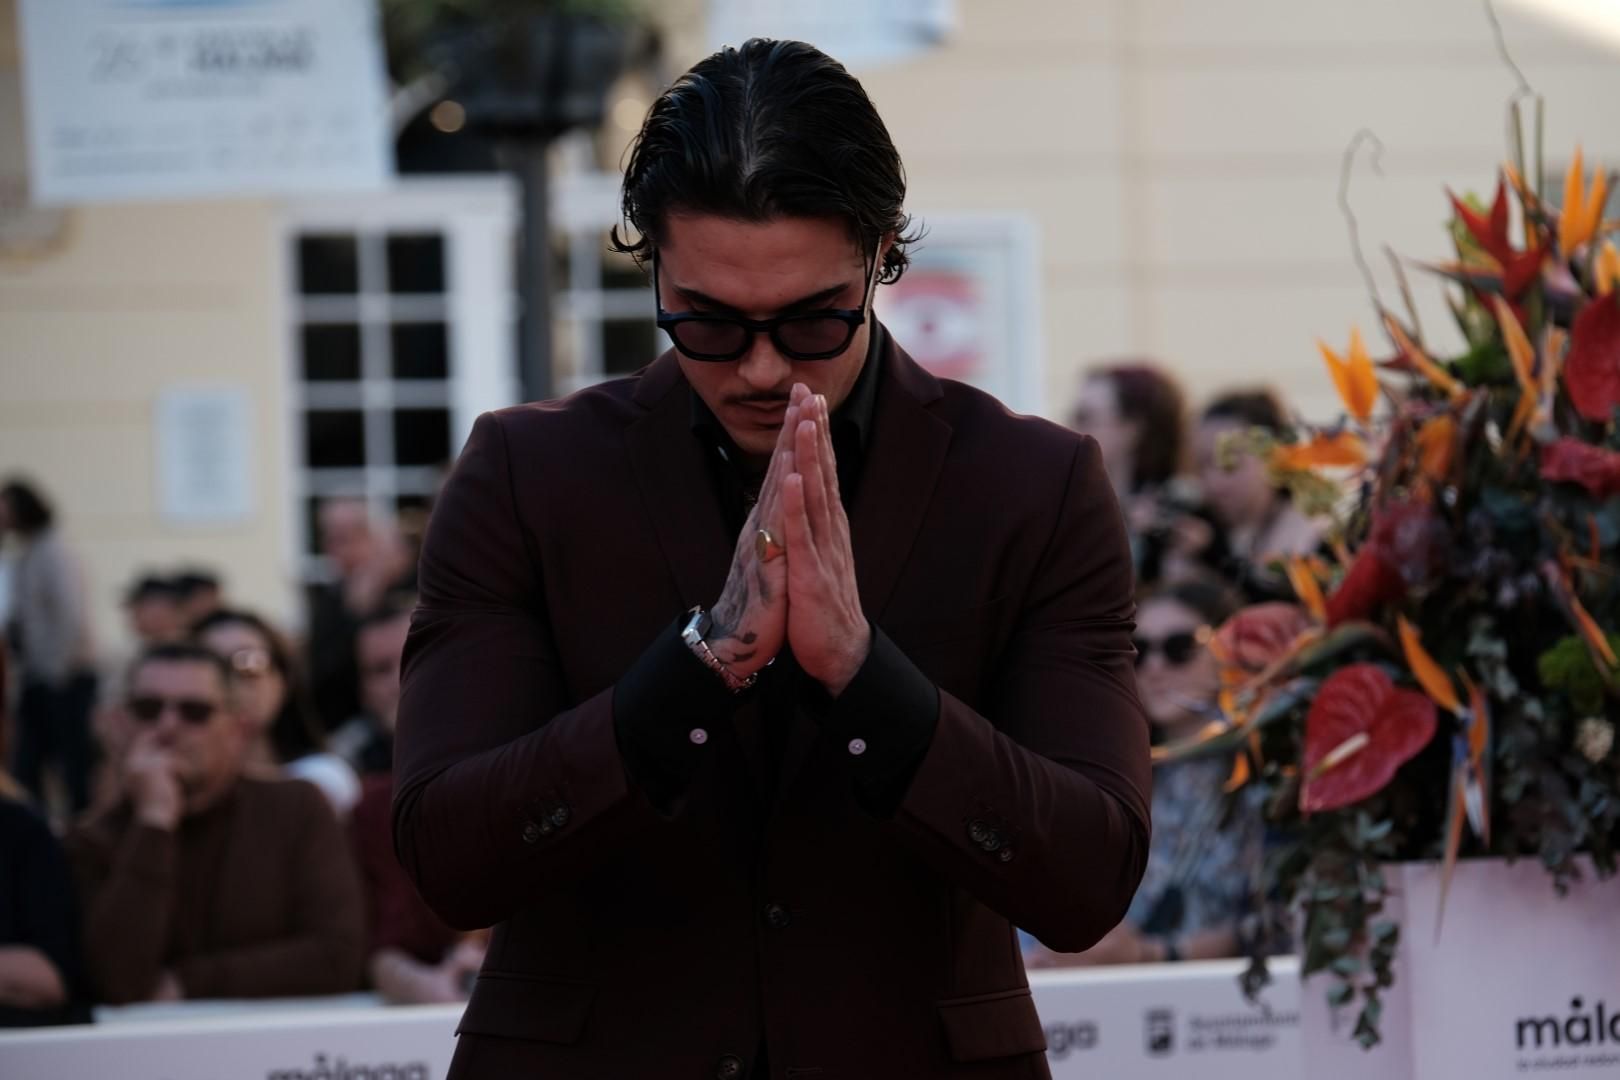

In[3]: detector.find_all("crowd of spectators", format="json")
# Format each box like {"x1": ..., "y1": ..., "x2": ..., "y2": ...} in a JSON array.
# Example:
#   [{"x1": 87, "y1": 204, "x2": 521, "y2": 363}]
[
  {"x1": 0, "y1": 365, "x2": 1313, "y2": 1022},
  {"x1": 0, "y1": 481, "x2": 473, "y2": 1026}
]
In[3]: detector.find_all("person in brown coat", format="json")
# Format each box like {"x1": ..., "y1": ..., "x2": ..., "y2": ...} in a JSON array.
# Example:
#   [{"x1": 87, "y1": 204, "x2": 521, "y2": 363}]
[
  {"x1": 394, "y1": 39, "x2": 1151, "y2": 1080},
  {"x1": 67, "y1": 643, "x2": 365, "y2": 1004}
]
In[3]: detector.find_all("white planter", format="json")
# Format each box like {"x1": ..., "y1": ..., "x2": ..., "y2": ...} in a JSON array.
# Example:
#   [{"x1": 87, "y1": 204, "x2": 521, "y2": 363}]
[{"x1": 1301, "y1": 857, "x2": 1620, "y2": 1079}]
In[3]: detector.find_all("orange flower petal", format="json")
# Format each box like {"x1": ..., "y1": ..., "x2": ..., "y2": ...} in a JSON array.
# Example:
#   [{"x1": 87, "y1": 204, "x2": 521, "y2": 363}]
[
  {"x1": 1318, "y1": 331, "x2": 1378, "y2": 423},
  {"x1": 1561, "y1": 145, "x2": 1587, "y2": 255},
  {"x1": 1224, "y1": 751, "x2": 1251, "y2": 793},
  {"x1": 1492, "y1": 295, "x2": 1537, "y2": 395},
  {"x1": 1585, "y1": 169, "x2": 1609, "y2": 248},
  {"x1": 1597, "y1": 241, "x2": 1620, "y2": 297},
  {"x1": 1286, "y1": 557, "x2": 1328, "y2": 623},
  {"x1": 1271, "y1": 431, "x2": 1368, "y2": 470},
  {"x1": 1416, "y1": 415, "x2": 1457, "y2": 482},
  {"x1": 1572, "y1": 596, "x2": 1619, "y2": 669},
  {"x1": 1398, "y1": 615, "x2": 1462, "y2": 714},
  {"x1": 1384, "y1": 314, "x2": 1465, "y2": 400}
]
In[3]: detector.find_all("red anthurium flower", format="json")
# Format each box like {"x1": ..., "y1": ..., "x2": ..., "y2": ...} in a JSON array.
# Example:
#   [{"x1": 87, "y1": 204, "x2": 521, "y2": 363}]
[
  {"x1": 1300, "y1": 664, "x2": 1438, "y2": 813},
  {"x1": 1565, "y1": 295, "x2": 1620, "y2": 423},
  {"x1": 1324, "y1": 548, "x2": 1405, "y2": 627},
  {"x1": 1324, "y1": 500, "x2": 1448, "y2": 627},
  {"x1": 1212, "y1": 602, "x2": 1317, "y2": 673},
  {"x1": 1541, "y1": 438, "x2": 1620, "y2": 498}
]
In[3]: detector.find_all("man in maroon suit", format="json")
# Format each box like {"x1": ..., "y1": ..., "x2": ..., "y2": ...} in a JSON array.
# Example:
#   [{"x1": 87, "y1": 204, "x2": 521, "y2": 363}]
[{"x1": 395, "y1": 38, "x2": 1150, "y2": 1079}]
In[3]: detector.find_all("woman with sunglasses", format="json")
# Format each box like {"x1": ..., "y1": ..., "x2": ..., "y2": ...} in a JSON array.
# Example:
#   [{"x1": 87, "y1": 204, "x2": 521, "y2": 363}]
[
  {"x1": 1028, "y1": 580, "x2": 1261, "y2": 967},
  {"x1": 191, "y1": 610, "x2": 360, "y2": 819}
]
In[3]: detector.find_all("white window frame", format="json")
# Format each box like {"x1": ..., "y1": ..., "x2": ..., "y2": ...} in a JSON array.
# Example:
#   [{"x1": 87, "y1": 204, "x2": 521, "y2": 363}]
[{"x1": 275, "y1": 176, "x2": 519, "y2": 584}]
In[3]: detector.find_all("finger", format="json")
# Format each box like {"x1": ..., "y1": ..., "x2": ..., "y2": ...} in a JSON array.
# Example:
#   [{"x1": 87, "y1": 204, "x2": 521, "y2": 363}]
[
  {"x1": 796, "y1": 417, "x2": 833, "y2": 545},
  {"x1": 781, "y1": 472, "x2": 819, "y2": 579},
  {"x1": 756, "y1": 400, "x2": 801, "y2": 527},
  {"x1": 814, "y1": 395, "x2": 844, "y2": 513}
]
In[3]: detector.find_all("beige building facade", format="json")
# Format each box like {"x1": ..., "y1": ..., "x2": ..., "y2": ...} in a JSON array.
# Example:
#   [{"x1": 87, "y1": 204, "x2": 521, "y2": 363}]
[{"x1": 2, "y1": 0, "x2": 1618, "y2": 665}]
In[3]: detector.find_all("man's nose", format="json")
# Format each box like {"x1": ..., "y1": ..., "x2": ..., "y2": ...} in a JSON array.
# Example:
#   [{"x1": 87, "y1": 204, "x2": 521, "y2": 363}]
[{"x1": 735, "y1": 335, "x2": 793, "y2": 392}]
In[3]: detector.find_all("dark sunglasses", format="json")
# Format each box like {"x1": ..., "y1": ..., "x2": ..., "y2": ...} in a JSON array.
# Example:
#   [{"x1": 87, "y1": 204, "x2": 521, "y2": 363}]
[
  {"x1": 1133, "y1": 629, "x2": 1210, "y2": 668},
  {"x1": 129, "y1": 695, "x2": 220, "y2": 725},
  {"x1": 652, "y1": 250, "x2": 879, "y2": 362}
]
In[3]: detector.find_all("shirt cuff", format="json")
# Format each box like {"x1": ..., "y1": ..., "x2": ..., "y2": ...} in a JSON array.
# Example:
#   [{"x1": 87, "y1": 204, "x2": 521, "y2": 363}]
[
  {"x1": 812, "y1": 624, "x2": 939, "y2": 818},
  {"x1": 612, "y1": 613, "x2": 749, "y2": 810}
]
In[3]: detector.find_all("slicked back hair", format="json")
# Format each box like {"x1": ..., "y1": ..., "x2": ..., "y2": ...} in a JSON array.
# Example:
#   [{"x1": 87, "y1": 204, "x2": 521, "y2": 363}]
[{"x1": 612, "y1": 38, "x2": 919, "y2": 283}]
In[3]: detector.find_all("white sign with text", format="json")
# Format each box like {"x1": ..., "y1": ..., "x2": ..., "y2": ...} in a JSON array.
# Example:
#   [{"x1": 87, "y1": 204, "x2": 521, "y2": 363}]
[
  {"x1": 18, "y1": 0, "x2": 392, "y2": 205},
  {"x1": 0, "y1": 961, "x2": 1302, "y2": 1079}
]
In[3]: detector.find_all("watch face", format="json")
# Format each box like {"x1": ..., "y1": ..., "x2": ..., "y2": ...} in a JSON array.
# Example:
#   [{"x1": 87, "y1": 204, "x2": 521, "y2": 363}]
[{"x1": 683, "y1": 607, "x2": 712, "y2": 644}]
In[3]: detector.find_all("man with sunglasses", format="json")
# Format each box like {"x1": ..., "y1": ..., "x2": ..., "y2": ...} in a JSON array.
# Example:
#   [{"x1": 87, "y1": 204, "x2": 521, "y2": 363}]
[
  {"x1": 66, "y1": 643, "x2": 365, "y2": 1004},
  {"x1": 396, "y1": 38, "x2": 1150, "y2": 1080}
]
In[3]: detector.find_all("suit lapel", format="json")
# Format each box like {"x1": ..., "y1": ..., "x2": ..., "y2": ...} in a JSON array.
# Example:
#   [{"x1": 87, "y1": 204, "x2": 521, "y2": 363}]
[
  {"x1": 848, "y1": 340, "x2": 953, "y2": 624},
  {"x1": 625, "y1": 353, "x2": 733, "y2": 610}
]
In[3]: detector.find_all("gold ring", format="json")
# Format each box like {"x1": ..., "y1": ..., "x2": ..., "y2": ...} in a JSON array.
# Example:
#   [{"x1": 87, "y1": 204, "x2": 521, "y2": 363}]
[{"x1": 755, "y1": 527, "x2": 784, "y2": 563}]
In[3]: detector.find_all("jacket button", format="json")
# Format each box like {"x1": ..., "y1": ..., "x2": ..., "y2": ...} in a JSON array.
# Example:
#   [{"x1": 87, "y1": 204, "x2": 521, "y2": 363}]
[
  {"x1": 980, "y1": 830, "x2": 1003, "y2": 852},
  {"x1": 765, "y1": 903, "x2": 791, "y2": 929},
  {"x1": 549, "y1": 804, "x2": 571, "y2": 828},
  {"x1": 715, "y1": 1054, "x2": 744, "y2": 1079},
  {"x1": 999, "y1": 847, "x2": 1016, "y2": 863},
  {"x1": 967, "y1": 819, "x2": 990, "y2": 844},
  {"x1": 521, "y1": 820, "x2": 542, "y2": 844},
  {"x1": 847, "y1": 737, "x2": 867, "y2": 756},
  {"x1": 689, "y1": 727, "x2": 709, "y2": 745}
]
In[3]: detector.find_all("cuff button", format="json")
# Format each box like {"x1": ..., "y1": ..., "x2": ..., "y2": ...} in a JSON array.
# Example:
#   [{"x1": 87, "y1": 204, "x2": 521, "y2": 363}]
[
  {"x1": 847, "y1": 737, "x2": 867, "y2": 756},
  {"x1": 689, "y1": 727, "x2": 709, "y2": 745}
]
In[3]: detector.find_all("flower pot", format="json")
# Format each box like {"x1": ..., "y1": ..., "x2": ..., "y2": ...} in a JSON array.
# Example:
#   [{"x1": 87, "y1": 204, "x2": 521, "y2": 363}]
[{"x1": 1301, "y1": 857, "x2": 1620, "y2": 1079}]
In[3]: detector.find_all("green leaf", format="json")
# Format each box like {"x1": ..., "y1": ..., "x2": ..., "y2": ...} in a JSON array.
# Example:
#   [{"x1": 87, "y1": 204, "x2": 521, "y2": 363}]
[
  {"x1": 1370, "y1": 919, "x2": 1399, "y2": 944},
  {"x1": 1322, "y1": 927, "x2": 1353, "y2": 951},
  {"x1": 1332, "y1": 954, "x2": 1365, "y2": 977},
  {"x1": 1454, "y1": 340, "x2": 1513, "y2": 384},
  {"x1": 1327, "y1": 981, "x2": 1355, "y2": 1007}
]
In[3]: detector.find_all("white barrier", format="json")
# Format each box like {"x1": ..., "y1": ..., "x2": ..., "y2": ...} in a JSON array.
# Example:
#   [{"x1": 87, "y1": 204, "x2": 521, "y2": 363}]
[{"x1": 0, "y1": 958, "x2": 1301, "y2": 1079}]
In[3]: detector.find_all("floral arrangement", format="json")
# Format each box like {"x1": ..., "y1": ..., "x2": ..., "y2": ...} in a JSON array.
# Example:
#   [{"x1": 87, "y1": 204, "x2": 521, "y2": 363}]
[{"x1": 1161, "y1": 107, "x2": 1620, "y2": 1047}]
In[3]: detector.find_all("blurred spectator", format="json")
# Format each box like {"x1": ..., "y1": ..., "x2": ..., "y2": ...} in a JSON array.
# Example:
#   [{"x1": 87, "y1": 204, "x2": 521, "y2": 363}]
[
  {"x1": 192, "y1": 609, "x2": 361, "y2": 818},
  {"x1": 123, "y1": 575, "x2": 187, "y2": 648},
  {"x1": 1070, "y1": 364, "x2": 1222, "y2": 589},
  {"x1": 1, "y1": 479, "x2": 98, "y2": 815},
  {"x1": 1029, "y1": 581, "x2": 1258, "y2": 967},
  {"x1": 329, "y1": 600, "x2": 412, "y2": 776},
  {"x1": 344, "y1": 600, "x2": 475, "y2": 1004},
  {"x1": 1194, "y1": 390, "x2": 1322, "y2": 601},
  {"x1": 306, "y1": 499, "x2": 416, "y2": 732},
  {"x1": 172, "y1": 568, "x2": 224, "y2": 626},
  {"x1": 0, "y1": 646, "x2": 89, "y2": 1027},
  {"x1": 65, "y1": 644, "x2": 365, "y2": 1004},
  {"x1": 1070, "y1": 363, "x2": 1188, "y2": 503}
]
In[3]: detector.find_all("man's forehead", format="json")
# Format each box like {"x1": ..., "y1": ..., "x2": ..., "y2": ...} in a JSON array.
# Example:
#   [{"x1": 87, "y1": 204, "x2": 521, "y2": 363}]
[{"x1": 659, "y1": 215, "x2": 865, "y2": 295}]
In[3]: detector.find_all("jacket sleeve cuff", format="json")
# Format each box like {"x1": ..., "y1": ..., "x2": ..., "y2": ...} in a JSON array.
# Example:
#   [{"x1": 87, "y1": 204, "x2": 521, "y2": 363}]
[
  {"x1": 612, "y1": 614, "x2": 749, "y2": 809},
  {"x1": 813, "y1": 624, "x2": 939, "y2": 818}
]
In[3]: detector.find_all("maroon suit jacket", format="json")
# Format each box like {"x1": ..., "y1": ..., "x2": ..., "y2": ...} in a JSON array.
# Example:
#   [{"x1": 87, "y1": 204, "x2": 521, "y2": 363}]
[{"x1": 394, "y1": 338, "x2": 1151, "y2": 1079}]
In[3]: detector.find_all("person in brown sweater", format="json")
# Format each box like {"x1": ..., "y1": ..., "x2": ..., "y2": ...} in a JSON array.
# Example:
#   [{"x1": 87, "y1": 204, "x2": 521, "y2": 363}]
[{"x1": 66, "y1": 643, "x2": 365, "y2": 1004}]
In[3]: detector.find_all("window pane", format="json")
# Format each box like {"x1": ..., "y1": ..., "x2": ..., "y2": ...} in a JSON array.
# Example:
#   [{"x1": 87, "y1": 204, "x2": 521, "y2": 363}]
[
  {"x1": 391, "y1": 322, "x2": 450, "y2": 379},
  {"x1": 387, "y1": 233, "x2": 446, "y2": 294},
  {"x1": 298, "y1": 234, "x2": 359, "y2": 295},
  {"x1": 602, "y1": 318, "x2": 658, "y2": 375},
  {"x1": 301, "y1": 324, "x2": 362, "y2": 381},
  {"x1": 393, "y1": 408, "x2": 451, "y2": 466},
  {"x1": 305, "y1": 409, "x2": 366, "y2": 468}
]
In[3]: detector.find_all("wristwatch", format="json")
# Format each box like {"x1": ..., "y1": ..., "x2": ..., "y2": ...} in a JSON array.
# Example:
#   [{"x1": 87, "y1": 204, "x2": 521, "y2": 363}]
[{"x1": 681, "y1": 607, "x2": 760, "y2": 693}]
